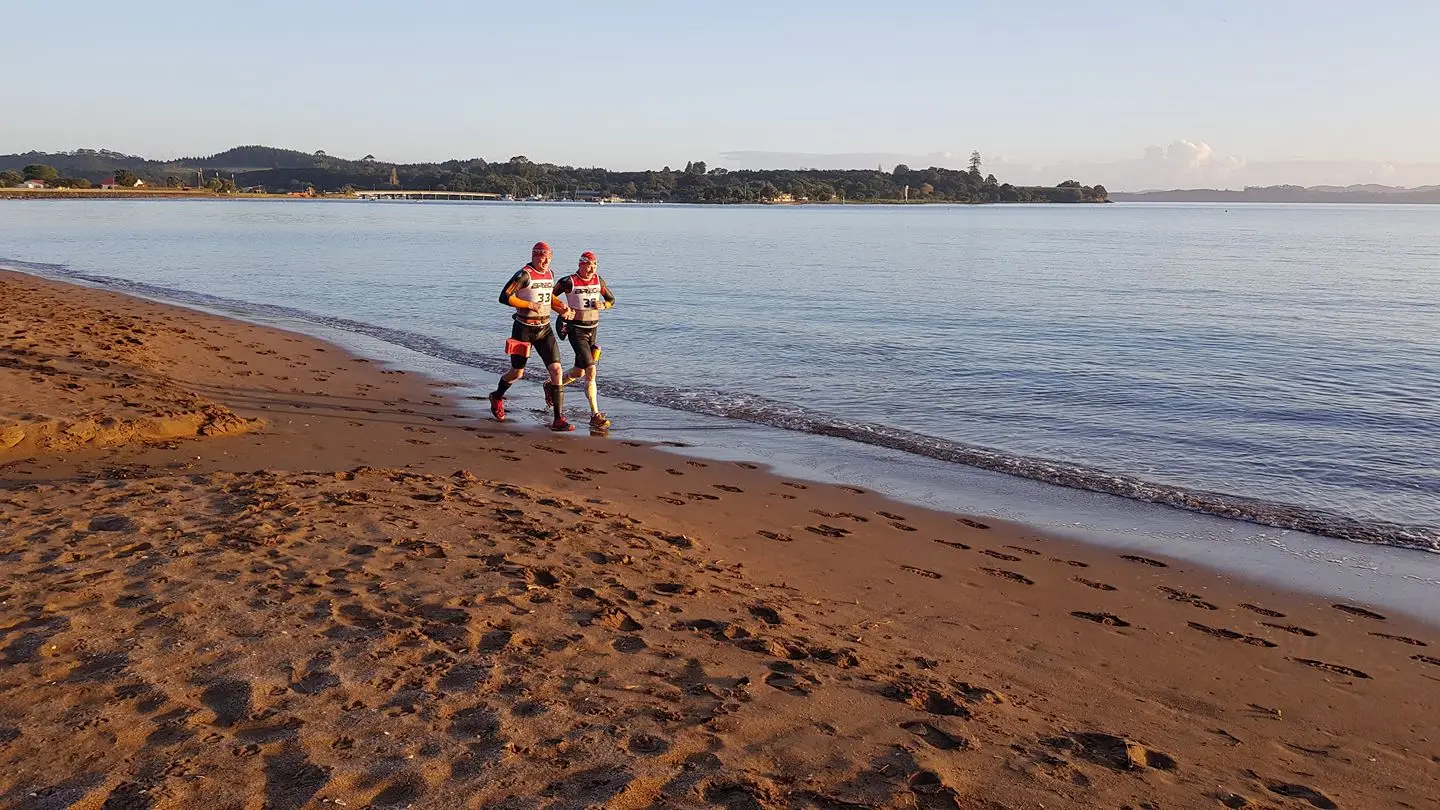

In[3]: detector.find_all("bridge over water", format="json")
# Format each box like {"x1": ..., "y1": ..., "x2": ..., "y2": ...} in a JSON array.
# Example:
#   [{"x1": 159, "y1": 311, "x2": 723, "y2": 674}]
[{"x1": 353, "y1": 190, "x2": 501, "y2": 201}]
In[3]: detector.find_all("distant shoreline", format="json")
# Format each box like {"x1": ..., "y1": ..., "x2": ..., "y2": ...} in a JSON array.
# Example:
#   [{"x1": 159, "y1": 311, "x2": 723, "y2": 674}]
[
  {"x1": 0, "y1": 188, "x2": 1108, "y2": 205},
  {"x1": 1112, "y1": 189, "x2": 1440, "y2": 204}
]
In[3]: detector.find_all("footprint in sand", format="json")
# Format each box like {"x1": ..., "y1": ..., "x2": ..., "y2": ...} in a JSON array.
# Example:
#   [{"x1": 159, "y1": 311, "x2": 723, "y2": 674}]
[
  {"x1": 782, "y1": 482, "x2": 808, "y2": 489},
  {"x1": 616, "y1": 463, "x2": 643, "y2": 471},
  {"x1": 1071, "y1": 611, "x2": 1130, "y2": 627},
  {"x1": 958, "y1": 518, "x2": 990, "y2": 530},
  {"x1": 890, "y1": 521, "x2": 917, "y2": 532},
  {"x1": 757, "y1": 530, "x2": 794, "y2": 542},
  {"x1": 1120, "y1": 554, "x2": 1168, "y2": 567},
  {"x1": 536, "y1": 445, "x2": 567, "y2": 455},
  {"x1": 980, "y1": 568, "x2": 1033, "y2": 585},
  {"x1": 901, "y1": 721, "x2": 969, "y2": 750},
  {"x1": 764, "y1": 662, "x2": 818, "y2": 695},
  {"x1": 684, "y1": 492, "x2": 719, "y2": 501},
  {"x1": 736, "y1": 462, "x2": 759, "y2": 469},
  {"x1": 1266, "y1": 782, "x2": 1338, "y2": 809},
  {"x1": 1287, "y1": 658, "x2": 1370, "y2": 679},
  {"x1": 685, "y1": 461, "x2": 707, "y2": 467},
  {"x1": 812, "y1": 509, "x2": 869, "y2": 522},
  {"x1": 1240, "y1": 603, "x2": 1286, "y2": 618},
  {"x1": 1004, "y1": 545, "x2": 1042, "y2": 556},
  {"x1": 1050, "y1": 558, "x2": 1089, "y2": 567},
  {"x1": 665, "y1": 469, "x2": 685, "y2": 476},
  {"x1": 589, "y1": 606, "x2": 642, "y2": 631},
  {"x1": 839, "y1": 485, "x2": 866, "y2": 494},
  {"x1": 1333, "y1": 604, "x2": 1386, "y2": 621},
  {"x1": 1413, "y1": 654, "x2": 1440, "y2": 667},
  {"x1": 1263, "y1": 623, "x2": 1318, "y2": 638},
  {"x1": 612, "y1": 636, "x2": 648, "y2": 653},
  {"x1": 901, "y1": 565, "x2": 942, "y2": 580},
  {"x1": 1370, "y1": 632, "x2": 1426, "y2": 646},
  {"x1": 980, "y1": 550, "x2": 1022, "y2": 562},
  {"x1": 749, "y1": 605, "x2": 783, "y2": 625},
  {"x1": 1157, "y1": 586, "x2": 1218, "y2": 611},
  {"x1": 657, "y1": 496, "x2": 685, "y2": 506},
  {"x1": 883, "y1": 681, "x2": 971, "y2": 718},
  {"x1": 1072, "y1": 577, "x2": 1117, "y2": 591},
  {"x1": 806, "y1": 525, "x2": 851, "y2": 538},
  {"x1": 934, "y1": 539, "x2": 971, "y2": 550},
  {"x1": 714, "y1": 484, "x2": 743, "y2": 493},
  {"x1": 1188, "y1": 622, "x2": 1277, "y2": 648},
  {"x1": 877, "y1": 511, "x2": 907, "y2": 521},
  {"x1": 628, "y1": 734, "x2": 670, "y2": 756},
  {"x1": 1055, "y1": 732, "x2": 1176, "y2": 772}
]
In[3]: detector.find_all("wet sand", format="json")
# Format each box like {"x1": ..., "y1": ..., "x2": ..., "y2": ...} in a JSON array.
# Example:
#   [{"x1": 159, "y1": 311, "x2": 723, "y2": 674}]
[{"x1": 3, "y1": 268, "x2": 1437, "y2": 810}]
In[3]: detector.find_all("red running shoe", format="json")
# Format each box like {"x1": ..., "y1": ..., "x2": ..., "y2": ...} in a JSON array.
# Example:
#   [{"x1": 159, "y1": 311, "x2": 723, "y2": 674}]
[
  {"x1": 488, "y1": 393, "x2": 506, "y2": 421},
  {"x1": 549, "y1": 416, "x2": 576, "y2": 432}
]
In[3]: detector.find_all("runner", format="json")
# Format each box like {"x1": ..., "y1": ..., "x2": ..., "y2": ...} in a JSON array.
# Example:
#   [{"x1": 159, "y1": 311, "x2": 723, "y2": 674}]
[
  {"x1": 554, "y1": 250, "x2": 616, "y2": 429},
  {"x1": 487, "y1": 241, "x2": 575, "y2": 431}
]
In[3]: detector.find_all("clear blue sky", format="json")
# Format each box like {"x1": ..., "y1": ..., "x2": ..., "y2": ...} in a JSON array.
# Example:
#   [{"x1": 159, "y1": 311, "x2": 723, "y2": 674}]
[{"x1": 4, "y1": 0, "x2": 1439, "y2": 189}]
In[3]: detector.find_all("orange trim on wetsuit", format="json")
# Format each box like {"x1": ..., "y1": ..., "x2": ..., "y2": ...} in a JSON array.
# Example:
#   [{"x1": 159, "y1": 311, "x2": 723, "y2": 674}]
[{"x1": 498, "y1": 263, "x2": 567, "y2": 324}]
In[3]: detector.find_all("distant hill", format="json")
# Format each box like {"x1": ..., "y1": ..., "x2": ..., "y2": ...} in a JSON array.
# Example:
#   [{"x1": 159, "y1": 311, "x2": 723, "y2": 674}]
[
  {"x1": 0, "y1": 148, "x2": 166, "y2": 176},
  {"x1": 179, "y1": 146, "x2": 334, "y2": 171},
  {"x1": 1111, "y1": 185, "x2": 1440, "y2": 204},
  {"x1": 1, "y1": 145, "x2": 1110, "y2": 204}
]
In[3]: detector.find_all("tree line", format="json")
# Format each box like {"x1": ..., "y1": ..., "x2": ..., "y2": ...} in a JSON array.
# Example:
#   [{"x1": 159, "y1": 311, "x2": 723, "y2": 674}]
[{"x1": 1, "y1": 146, "x2": 1107, "y2": 203}]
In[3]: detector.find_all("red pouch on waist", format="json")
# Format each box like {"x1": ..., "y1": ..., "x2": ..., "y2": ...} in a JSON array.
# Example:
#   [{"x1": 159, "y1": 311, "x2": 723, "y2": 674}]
[{"x1": 505, "y1": 338, "x2": 531, "y2": 358}]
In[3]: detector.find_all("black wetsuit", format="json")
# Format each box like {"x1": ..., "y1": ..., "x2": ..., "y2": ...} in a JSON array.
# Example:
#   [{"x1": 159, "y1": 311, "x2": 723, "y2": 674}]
[
  {"x1": 553, "y1": 273, "x2": 615, "y2": 368},
  {"x1": 498, "y1": 264, "x2": 560, "y2": 369}
]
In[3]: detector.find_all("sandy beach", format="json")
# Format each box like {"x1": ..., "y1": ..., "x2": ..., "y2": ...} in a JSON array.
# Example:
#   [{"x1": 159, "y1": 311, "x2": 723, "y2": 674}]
[{"x1": 2, "y1": 268, "x2": 1437, "y2": 810}]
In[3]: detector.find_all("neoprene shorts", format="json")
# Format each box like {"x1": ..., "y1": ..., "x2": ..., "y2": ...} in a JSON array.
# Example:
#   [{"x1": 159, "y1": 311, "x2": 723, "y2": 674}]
[
  {"x1": 510, "y1": 320, "x2": 559, "y2": 369},
  {"x1": 567, "y1": 324, "x2": 599, "y2": 368}
]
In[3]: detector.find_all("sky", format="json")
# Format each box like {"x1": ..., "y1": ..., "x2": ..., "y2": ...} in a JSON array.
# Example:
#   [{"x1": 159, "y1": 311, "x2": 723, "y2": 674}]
[{"x1": 3, "y1": 0, "x2": 1439, "y2": 190}]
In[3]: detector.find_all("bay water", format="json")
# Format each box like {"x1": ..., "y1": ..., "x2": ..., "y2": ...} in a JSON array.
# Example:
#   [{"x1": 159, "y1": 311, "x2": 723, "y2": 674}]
[{"x1": 3, "y1": 200, "x2": 1438, "y2": 561}]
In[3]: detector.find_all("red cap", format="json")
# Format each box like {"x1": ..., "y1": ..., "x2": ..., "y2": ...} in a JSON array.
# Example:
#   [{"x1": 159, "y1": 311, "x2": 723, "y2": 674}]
[
  {"x1": 532, "y1": 241, "x2": 551, "y2": 255},
  {"x1": 580, "y1": 251, "x2": 597, "y2": 263}
]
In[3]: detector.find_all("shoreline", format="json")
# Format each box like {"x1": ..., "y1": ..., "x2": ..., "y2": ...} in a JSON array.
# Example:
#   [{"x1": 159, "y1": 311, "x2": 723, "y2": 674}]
[
  {"x1": 0, "y1": 189, "x2": 1107, "y2": 205},
  {"x1": 3, "y1": 269, "x2": 1437, "y2": 808},
  {"x1": 9, "y1": 257, "x2": 1437, "y2": 623},
  {"x1": 9, "y1": 254, "x2": 1433, "y2": 559}
]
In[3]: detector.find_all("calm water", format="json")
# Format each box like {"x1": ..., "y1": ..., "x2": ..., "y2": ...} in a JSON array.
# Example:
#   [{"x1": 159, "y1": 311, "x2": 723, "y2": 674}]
[{"x1": 3, "y1": 200, "x2": 1438, "y2": 551}]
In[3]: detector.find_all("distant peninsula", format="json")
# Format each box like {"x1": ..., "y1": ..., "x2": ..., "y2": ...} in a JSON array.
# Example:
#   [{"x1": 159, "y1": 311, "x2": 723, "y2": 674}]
[
  {"x1": 1, "y1": 146, "x2": 1108, "y2": 204},
  {"x1": 1111, "y1": 184, "x2": 1440, "y2": 204}
]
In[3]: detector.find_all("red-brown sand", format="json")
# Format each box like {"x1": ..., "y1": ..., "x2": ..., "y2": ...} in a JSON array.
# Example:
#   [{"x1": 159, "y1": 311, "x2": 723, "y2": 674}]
[{"x1": 2, "y1": 269, "x2": 1437, "y2": 810}]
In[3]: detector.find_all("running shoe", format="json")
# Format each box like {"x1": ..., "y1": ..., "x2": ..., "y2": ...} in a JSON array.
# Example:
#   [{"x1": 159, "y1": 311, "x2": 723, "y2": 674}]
[
  {"x1": 488, "y1": 393, "x2": 506, "y2": 421},
  {"x1": 589, "y1": 412, "x2": 611, "y2": 429},
  {"x1": 549, "y1": 416, "x2": 576, "y2": 432}
]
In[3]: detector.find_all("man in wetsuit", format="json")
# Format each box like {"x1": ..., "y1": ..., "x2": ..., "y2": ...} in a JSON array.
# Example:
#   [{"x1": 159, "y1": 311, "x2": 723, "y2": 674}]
[
  {"x1": 488, "y1": 241, "x2": 575, "y2": 431},
  {"x1": 553, "y1": 250, "x2": 616, "y2": 429}
]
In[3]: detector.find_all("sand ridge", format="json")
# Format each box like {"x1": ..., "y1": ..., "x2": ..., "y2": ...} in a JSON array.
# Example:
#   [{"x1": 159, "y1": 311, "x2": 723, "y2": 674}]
[
  {"x1": 1, "y1": 274, "x2": 258, "y2": 455},
  {"x1": 2, "y1": 270, "x2": 1438, "y2": 809}
]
